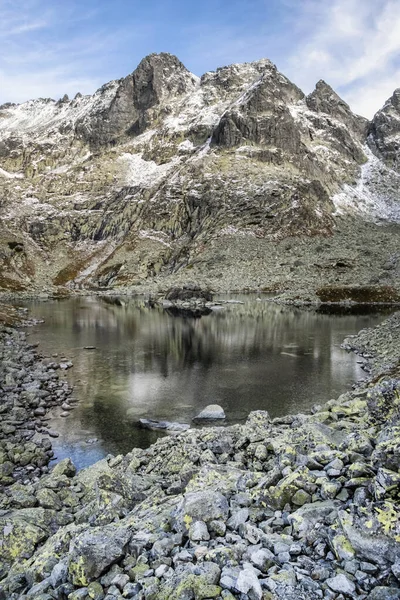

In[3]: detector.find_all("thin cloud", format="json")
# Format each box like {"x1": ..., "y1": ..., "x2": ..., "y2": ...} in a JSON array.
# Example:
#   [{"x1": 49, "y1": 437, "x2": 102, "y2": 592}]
[
  {"x1": 0, "y1": 1, "x2": 126, "y2": 103},
  {"x1": 282, "y1": 0, "x2": 400, "y2": 117},
  {"x1": 0, "y1": 0, "x2": 399, "y2": 117}
]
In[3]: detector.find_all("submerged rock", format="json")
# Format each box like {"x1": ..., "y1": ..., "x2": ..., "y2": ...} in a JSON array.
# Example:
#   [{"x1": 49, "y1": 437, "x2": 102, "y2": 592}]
[
  {"x1": 165, "y1": 284, "x2": 213, "y2": 303},
  {"x1": 139, "y1": 418, "x2": 190, "y2": 433}
]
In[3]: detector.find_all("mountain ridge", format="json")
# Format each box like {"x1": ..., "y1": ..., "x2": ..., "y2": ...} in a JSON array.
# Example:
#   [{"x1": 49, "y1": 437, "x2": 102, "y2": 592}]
[{"x1": 0, "y1": 52, "x2": 399, "y2": 299}]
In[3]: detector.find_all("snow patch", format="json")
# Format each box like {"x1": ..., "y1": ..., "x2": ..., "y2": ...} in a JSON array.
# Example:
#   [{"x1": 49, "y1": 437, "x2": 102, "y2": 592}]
[
  {"x1": 4, "y1": 195, "x2": 55, "y2": 220},
  {"x1": 234, "y1": 77, "x2": 263, "y2": 106},
  {"x1": 0, "y1": 167, "x2": 24, "y2": 179},
  {"x1": 333, "y1": 147, "x2": 400, "y2": 223},
  {"x1": 178, "y1": 139, "x2": 195, "y2": 153},
  {"x1": 0, "y1": 81, "x2": 120, "y2": 142},
  {"x1": 138, "y1": 230, "x2": 172, "y2": 247},
  {"x1": 219, "y1": 225, "x2": 256, "y2": 237},
  {"x1": 117, "y1": 153, "x2": 180, "y2": 188}
]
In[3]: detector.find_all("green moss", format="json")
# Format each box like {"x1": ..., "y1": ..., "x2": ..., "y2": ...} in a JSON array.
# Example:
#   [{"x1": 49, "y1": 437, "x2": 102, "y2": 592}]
[
  {"x1": 332, "y1": 534, "x2": 355, "y2": 560},
  {"x1": 316, "y1": 285, "x2": 400, "y2": 303},
  {"x1": 0, "y1": 518, "x2": 47, "y2": 564},
  {"x1": 375, "y1": 501, "x2": 400, "y2": 540},
  {"x1": 158, "y1": 574, "x2": 221, "y2": 600},
  {"x1": 130, "y1": 562, "x2": 152, "y2": 583},
  {"x1": 69, "y1": 554, "x2": 89, "y2": 586}
]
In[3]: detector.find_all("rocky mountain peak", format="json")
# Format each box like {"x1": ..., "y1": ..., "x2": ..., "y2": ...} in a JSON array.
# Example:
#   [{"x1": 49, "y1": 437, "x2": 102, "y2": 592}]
[
  {"x1": 0, "y1": 53, "x2": 399, "y2": 295},
  {"x1": 306, "y1": 80, "x2": 367, "y2": 139},
  {"x1": 73, "y1": 53, "x2": 199, "y2": 145},
  {"x1": 307, "y1": 79, "x2": 346, "y2": 109},
  {"x1": 131, "y1": 52, "x2": 198, "y2": 107},
  {"x1": 211, "y1": 59, "x2": 304, "y2": 149},
  {"x1": 369, "y1": 88, "x2": 400, "y2": 170}
]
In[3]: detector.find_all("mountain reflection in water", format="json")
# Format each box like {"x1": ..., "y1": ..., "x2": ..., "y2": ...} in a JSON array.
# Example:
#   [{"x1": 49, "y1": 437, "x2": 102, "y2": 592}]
[{"x1": 22, "y1": 296, "x2": 392, "y2": 469}]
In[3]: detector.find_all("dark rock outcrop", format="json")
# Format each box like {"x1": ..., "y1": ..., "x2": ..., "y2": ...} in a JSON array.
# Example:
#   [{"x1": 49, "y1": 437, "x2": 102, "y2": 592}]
[
  {"x1": 75, "y1": 53, "x2": 198, "y2": 146},
  {"x1": 368, "y1": 88, "x2": 400, "y2": 170}
]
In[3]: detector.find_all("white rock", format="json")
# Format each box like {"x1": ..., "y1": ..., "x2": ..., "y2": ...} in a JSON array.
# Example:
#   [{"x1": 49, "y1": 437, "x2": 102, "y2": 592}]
[
  {"x1": 327, "y1": 573, "x2": 356, "y2": 594},
  {"x1": 194, "y1": 404, "x2": 225, "y2": 420},
  {"x1": 236, "y1": 568, "x2": 263, "y2": 600},
  {"x1": 189, "y1": 520, "x2": 210, "y2": 542}
]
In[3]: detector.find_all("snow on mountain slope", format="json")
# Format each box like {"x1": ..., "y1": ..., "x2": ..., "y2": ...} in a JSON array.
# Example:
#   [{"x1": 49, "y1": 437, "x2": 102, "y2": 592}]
[
  {"x1": 333, "y1": 147, "x2": 400, "y2": 223},
  {"x1": 0, "y1": 81, "x2": 120, "y2": 140},
  {"x1": 0, "y1": 52, "x2": 399, "y2": 295}
]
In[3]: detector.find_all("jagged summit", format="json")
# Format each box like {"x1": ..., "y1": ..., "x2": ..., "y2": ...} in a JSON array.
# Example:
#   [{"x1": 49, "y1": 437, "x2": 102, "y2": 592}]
[
  {"x1": 0, "y1": 53, "x2": 399, "y2": 295},
  {"x1": 306, "y1": 80, "x2": 368, "y2": 140},
  {"x1": 368, "y1": 88, "x2": 400, "y2": 171}
]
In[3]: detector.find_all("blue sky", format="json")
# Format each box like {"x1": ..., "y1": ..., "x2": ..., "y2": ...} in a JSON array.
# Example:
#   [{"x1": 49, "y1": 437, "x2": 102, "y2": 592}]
[{"x1": 1, "y1": 0, "x2": 400, "y2": 117}]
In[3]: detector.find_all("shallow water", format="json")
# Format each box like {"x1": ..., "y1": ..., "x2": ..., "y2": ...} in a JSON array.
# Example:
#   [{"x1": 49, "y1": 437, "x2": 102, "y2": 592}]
[{"x1": 21, "y1": 296, "x2": 393, "y2": 469}]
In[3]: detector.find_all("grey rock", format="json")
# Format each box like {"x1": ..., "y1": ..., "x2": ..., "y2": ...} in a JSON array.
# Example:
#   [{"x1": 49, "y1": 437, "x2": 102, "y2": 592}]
[
  {"x1": 87, "y1": 581, "x2": 104, "y2": 599},
  {"x1": 68, "y1": 589, "x2": 89, "y2": 600},
  {"x1": 172, "y1": 491, "x2": 229, "y2": 532},
  {"x1": 239, "y1": 522, "x2": 261, "y2": 544},
  {"x1": 289, "y1": 543, "x2": 302, "y2": 555},
  {"x1": 367, "y1": 587, "x2": 400, "y2": 600},
  {"x1": 326, "y1": 574, "x2": 356, "y2": 595},
  {"x1": 249, "y1": 548, "x2": 275, "y2": 571},
  {"x1": 193, "y1": 404, "x2": 226, "y2": 420},
  {"x1": 154, "y1": 564, "x2": 169, "y2": 578},
  {"x1": 68, "y1": 525, "x2": 131, "y2": 585},
  {"x1": 236, "y1": 568, "x2": 263, "y2": 600},
  {"x1": 50, "y1": 559, "x2": 68, "y2": 588},
  {"x1": 392, "y1": 560, "x2": 400, "y2": 581},
  {"x1": 193, "y1": 561, "x2": 221, "y2": 585},
  {"x1": 26, "y1": 579, "x2": 51, "y2": 598},
  {"x1": 110, "y1": 574, "x2": 129, "y2": 591},
  {"x1": 139, "y1": 418, "x2": 190, "y2": 433},
  {"x1": 189, "y1": 520, "x2": 210, "y2": 542},
  {"x1": 227, "y1": 507, "x2": 249, "y2": 530},
  {"x1": 121, "y1": 583, "x2": 142, "y2": 598},
  {"x1": 220, "y1": 567, "x2": 240, "y2": 591},
  {"x1": 273, "y1": 542, "x2": 290, "y2": 555},
  {"x1": 208, "y1": 520, "x2": 226, "y2": 536}
]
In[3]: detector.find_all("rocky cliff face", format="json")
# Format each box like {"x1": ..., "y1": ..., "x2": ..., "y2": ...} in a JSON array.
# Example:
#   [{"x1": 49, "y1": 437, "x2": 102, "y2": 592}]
[{"x1": 0, "y1": 53, "x2": 399, "y2": 297}]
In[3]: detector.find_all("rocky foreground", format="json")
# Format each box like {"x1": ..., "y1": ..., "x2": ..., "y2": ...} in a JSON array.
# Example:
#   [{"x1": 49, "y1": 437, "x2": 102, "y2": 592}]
[{"x1": 0, "y1": 312, "x2": 399, "y2": 600}]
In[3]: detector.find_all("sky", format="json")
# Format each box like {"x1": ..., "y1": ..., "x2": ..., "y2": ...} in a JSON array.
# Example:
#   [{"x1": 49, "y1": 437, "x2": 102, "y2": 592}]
[{"x1": 1, "y1": 0, "x2": 400, "y2": 118}]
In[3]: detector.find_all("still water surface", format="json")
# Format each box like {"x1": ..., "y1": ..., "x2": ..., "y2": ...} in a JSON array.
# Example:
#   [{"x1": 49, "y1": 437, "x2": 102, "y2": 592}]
[{"x1": 22, "y1": 296, "x2": 392, "y2": 469}]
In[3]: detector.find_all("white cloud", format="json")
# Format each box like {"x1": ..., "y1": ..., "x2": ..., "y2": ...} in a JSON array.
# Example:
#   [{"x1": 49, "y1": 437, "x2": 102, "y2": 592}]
[
  {"x1": 0, "y1": 1, "x2": 119, "y2": 104},
  {"x1": 282, "y1": 0, "x2": 400, "y2": 117},
  {"x1": 0, "y1": 0, "x2": 399, "y2": 119}
]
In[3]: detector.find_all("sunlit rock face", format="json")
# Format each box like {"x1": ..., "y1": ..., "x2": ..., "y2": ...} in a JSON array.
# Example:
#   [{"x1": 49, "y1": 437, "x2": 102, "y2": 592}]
[{"x1": 0, "y1": 52, "x2": 399, "y2": 295}]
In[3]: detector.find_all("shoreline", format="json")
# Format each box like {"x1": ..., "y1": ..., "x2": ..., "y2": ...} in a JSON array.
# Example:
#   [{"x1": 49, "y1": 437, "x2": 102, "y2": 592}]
[
  {"x1": 0, "y1": 306, "x2": 399, "y2": 599},
  {"x1": 2, "y1": 286, "x2": 400, "y2": 312},
  {"x1": 0, "y1": 322, "x2": 74, "y2": 492}
]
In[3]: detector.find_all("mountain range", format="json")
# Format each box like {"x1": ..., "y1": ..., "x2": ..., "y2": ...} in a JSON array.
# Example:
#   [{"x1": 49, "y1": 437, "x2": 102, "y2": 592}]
[{"x1": 0, "y1": 52, "x2": 399, "y2": 300}]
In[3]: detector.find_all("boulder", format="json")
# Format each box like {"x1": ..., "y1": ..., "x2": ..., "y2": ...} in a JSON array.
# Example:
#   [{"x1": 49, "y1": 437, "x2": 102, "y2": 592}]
[
  {"x1": 367, "y1": 587, "x2": 400, "y2": 600},
  {"x1": 194, "y1": 404, "x2": 226, "y2": 420},
  {"x1": 139, "y1": 418, "x2": 190, "y2": 433},
  {"x1": 326, "y1": 573, "x2": 356, "y2": 595},
  {"x1": 68, "y1": 524, "x2": 131, "y2": 585},
  {"x1": 236, "y1": 568, "x2": 263, "y2": 600},
  {"x1": 172, "y1": 491, "x2": 229, "y2": 533},
  {"x1": 165, "y1": 285, "x2": 213, "y2": 302}
]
